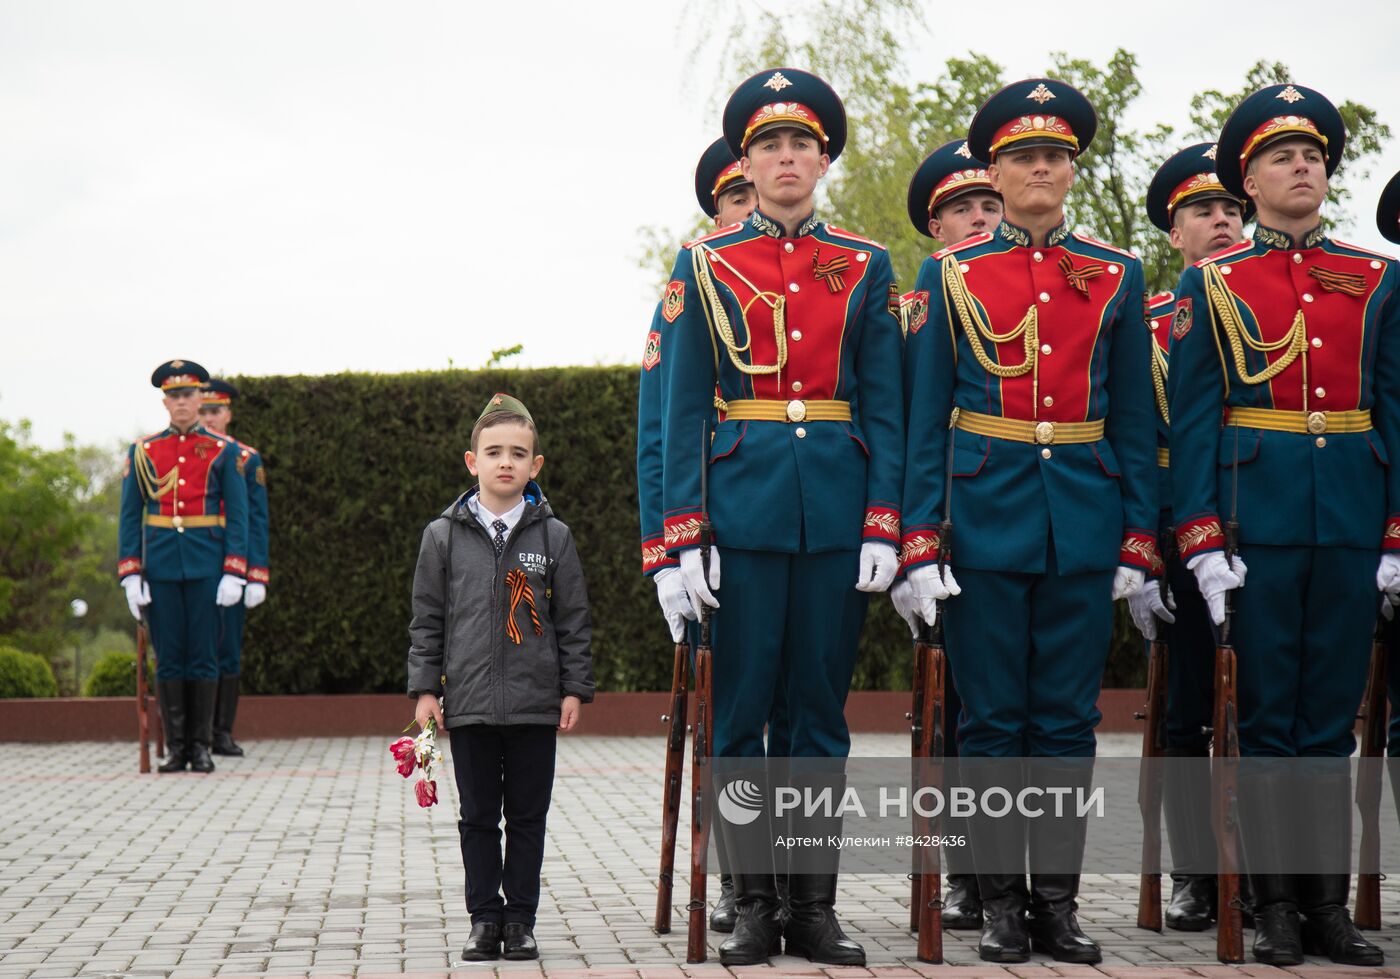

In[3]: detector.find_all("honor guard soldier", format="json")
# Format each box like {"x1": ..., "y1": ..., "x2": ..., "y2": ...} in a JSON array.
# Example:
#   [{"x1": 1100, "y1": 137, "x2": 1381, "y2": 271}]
[
  {"x1": 901, "y1": 79, "x2": 1157, "y2": 964},
  {"x1": 637, "y1": 137, "x2": 758, "y2": 935},
  {"x1": 199, "y1": 378, "x2": 269, "y2": 757},
  {"x1": 1168, "y1": 84, "x2": 1397, "y2": 967},
  {"x1": 1377, "y1": 170, "x2": 1400, "y2": 758},
  {"x1": 892, "y1": 137, "x2": 1004, "y2": 932},
  {"x1": 118, "y1": 361, "x2": 250, "y2": 773},
  {"x1": 1139, "y1": 143, "x2": 1250, "y2": 931},
  {"x1": 658, "y1": 68, "x2": 904, "y2": 967}
]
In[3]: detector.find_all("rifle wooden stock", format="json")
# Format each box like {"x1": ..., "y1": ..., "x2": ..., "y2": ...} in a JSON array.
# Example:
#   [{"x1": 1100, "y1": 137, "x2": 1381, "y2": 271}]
[
  {"x1": 655, "y1": 641, "x2": 690, "y2": 934},
  {"x1": 1213, "y1": 641, "x2": 1244, "y2": 963},
  {"x1": 136, "y1": 621, "x2": 151, "y2": 774},
  {"x1": 907, "y1": 637, "x2": 928, "y2": 932},
  {"x1": 916, "y1": 632, "x2": 946, "y2": 964},
  {"x1": 1136, "y1": 636, "x2": 1169, "y2": 931},
  {"x1": 1355, "y1": 619, "x2": 1389, "y2": 930},
  {"x1": 686, "y1": 638, "x2": 713, "y2": 963}
]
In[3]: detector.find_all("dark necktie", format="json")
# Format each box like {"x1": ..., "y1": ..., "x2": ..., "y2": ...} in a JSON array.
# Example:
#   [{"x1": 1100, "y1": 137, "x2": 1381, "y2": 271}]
[{"x1": 491, "y1": 519, "x2": 508, "y2": 558}]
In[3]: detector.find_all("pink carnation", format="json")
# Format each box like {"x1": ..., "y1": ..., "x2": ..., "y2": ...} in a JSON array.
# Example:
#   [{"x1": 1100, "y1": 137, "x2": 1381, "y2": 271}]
[
  {"x1": 390, "y1": 737, "x2": 416, "y2": 778},
  {"x1": 415, "y1": 778, "x2": 438, "y2": 808}
]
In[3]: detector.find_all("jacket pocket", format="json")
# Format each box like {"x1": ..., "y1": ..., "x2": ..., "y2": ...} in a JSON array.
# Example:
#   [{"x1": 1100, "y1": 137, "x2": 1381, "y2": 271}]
[
  {"x1": 1217, "y1": 429, "x2": 1262, "y2": 466},
  {"x1": 1093, "y1": 439, "x2": 1121, "y2": 478},
  {"x1": 951, "y1": 429, "x2": 988, "y2": 478},
  {"x1": 841, "y1": 421, "x2": 870, "y2": 457},
  {"x1": 709, "y1": 420, "x2": 745, "y2": 462},
  {"x1": 1367, "y1": 432, "x2": 1390, "y2": 467}
]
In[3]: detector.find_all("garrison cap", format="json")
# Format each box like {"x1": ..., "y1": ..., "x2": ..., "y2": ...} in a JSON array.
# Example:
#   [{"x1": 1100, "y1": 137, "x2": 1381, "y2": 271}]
[
  {"x1": 906, "y1": 139, "x2": 998, "y2": 237},
  {"x1": 201, "y1": 378, "x2": 239, "y2": 407},
  {"x1": 476, "y1": 392, "x2": 534, "y2": 428},
  {"x1": 722, "y1": 68, "x2": 847, "y2": 162},
  {"x1": 968, "y1": 78, "x2": 1097, "y2": 162},
  {"x1": 150, "y1": 359, "x2": 209, "y2": 392},
  {"x1": 694, "y1": 138, "x2": 751, "y2": 219},
  {"x1": 1147, "y1": 142, "x2": 1251, "y2": 233},
  {"x1": 1377, "y1": 169, "x2": 1400, "y2": 245},
  {"x1": 1216, "y1": 83, "x2": 1345, "y2": 198}
]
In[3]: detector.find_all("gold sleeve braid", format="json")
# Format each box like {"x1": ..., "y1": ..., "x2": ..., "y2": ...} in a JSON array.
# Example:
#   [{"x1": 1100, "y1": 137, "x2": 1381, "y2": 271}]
[
  {"x1": 691, "y1": 244, "x2": 788, "y2": 376},
  {"x1": 941, "y1": 253, "x2": 1038, "y2": 378},
  {"x1": 1204, "y1": 263, "x2": 1307, "y2": 387}
]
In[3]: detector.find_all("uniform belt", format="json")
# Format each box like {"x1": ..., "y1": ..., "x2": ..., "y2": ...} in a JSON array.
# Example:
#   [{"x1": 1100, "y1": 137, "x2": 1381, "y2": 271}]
[
  {"x1": 143, "y1": 514, "x2": 225, "y2": 529},
  {"x1": 955, "y1": 409, "x2": 1105, "y2": 445},
  {"x1": 1224, "y1": 407, "x2": 1371, "y2": 435},
  {"x1": 723, "y1": 399, "x2": 852, "y2": 423},
  {"x1": 1157, "y1": 447, "x2": 1170, "y2": 468}
]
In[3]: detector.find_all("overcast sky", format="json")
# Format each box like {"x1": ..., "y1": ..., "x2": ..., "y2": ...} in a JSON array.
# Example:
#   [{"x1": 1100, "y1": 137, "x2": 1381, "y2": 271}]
[{"x1": 4, "y1": 0, "x2": 1400, "y2": 450}]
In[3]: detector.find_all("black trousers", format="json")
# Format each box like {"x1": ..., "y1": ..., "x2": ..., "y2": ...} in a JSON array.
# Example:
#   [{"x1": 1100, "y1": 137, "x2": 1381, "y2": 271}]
[{"x1": 448, "y1": 723, "x2": 557, "y2": 926}]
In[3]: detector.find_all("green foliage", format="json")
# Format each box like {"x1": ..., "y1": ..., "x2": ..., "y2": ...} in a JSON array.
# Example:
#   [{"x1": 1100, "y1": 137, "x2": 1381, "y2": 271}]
[
  {"x1": 83, "y1": 650, "x2": 138, "y2": 697},
  {"x1": 232, "y1": 366, "x2": 1145, "y2": 692},
  {"x1": 485, "y1": 344, "x2": 524, "y2": 368},
  {"x1": 0, "y1": 645, "x2": 59, "y2": 698}
]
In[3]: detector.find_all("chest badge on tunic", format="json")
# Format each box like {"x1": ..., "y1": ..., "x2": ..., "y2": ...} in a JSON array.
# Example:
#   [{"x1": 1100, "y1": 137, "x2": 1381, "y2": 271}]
[
  {"x1": 812, "y1": 247, "x2": 850, "y2": 294},
  {"x1": 1058, "y1": 256, "x2": 1104, "y2": 298}
]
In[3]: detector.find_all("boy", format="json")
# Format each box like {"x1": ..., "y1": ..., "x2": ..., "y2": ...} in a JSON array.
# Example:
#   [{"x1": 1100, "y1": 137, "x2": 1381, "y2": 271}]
[{"x1": 407, "y1": 393, "x2": 595, "y2": 962}]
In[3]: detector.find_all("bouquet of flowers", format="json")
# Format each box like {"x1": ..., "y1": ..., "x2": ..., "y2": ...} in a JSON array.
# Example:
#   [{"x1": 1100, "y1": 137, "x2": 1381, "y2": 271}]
[{"x1": 390, "y1": 712, "x2": 444, "y2": 808}]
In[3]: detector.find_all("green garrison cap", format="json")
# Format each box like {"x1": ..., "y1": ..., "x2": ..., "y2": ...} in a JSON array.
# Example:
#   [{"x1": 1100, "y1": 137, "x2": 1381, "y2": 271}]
[{"x1": 476, "y1": 392, "x2": 534, "y2": 426}]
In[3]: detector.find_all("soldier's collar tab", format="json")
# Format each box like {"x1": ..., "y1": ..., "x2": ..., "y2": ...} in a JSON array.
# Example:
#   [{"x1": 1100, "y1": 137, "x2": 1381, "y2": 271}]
[
  {"x1": 1255, "y1": 223, "x2": 1326, "y2": 251},
  {"x1": 996, "y1": 216, "x2": 1069, "y2": 248},
  {"x1": 749, "y1": 208, "x2": 819, "y2": 239}
]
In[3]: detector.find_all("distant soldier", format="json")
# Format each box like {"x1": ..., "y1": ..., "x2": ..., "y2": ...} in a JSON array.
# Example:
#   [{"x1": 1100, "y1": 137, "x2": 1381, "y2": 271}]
[
  {"x1": 199, "y1": 378, "x2": 270, "y2": 757},
  {"x1": 1168, "y1": 83, "x2": 1397, "y2": 967},
  {"x1": 118, "y1": 360, "x2": 249, "y2": 773}
]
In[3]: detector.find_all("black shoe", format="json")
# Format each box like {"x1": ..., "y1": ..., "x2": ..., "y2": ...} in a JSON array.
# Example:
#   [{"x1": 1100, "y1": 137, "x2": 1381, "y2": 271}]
[
  {"x1": 1252, "y1": 901, "x2": 1303, "y2": 966},
  {"x1": 1302, "y1": 905, "x2": 1383, "y2": 966},
  {"x1": 710, "y1": 874, "x2": 737, "y2": 933},
  {"x1": 977, "y1": 891, "x2": 1030, "y2": 963},
  {"x1": 718, "y1": 896, "x2": 782, "y2": 966},
  {"x1": 460, "y1": 921, "x2": 501, "y2": 961},
  {"x1": 212, "y1": 675, "x2": 244, "y2": 755},
  {"x1": 1165, "y1": 874, "x2": 1216, "y2": 931},
  {"x1": 1028, "y1": 877, "x2": 1101, "y2": 964},
  {"x1": 942, "y1": 874, "x2": 983, "y2": 931},
  {"x1": 502, "y1": 922, "x2": 538, "y2": 960},
  {"x1": 784, "y1": 874, "x2": 865, "y2": 966},
  {"x1": 156, "y1": 680, "x2": 188, "y2": 773}
]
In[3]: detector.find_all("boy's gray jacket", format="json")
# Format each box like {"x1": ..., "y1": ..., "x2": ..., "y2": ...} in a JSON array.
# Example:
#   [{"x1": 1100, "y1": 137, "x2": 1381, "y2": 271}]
[{"x1": 407, "y1": 488, "x2": 595, "y2": 727}]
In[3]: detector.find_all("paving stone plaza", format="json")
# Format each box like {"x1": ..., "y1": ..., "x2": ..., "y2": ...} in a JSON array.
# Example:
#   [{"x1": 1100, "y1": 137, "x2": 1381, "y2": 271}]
[{"x1": 2, "y1": 733, "x2": 1398, "y2": 978}]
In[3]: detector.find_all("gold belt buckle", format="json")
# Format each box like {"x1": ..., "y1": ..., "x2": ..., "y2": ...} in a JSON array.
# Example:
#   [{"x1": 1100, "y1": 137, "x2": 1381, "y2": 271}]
[
  {"x1": 1035, "y1": 421, "x2": 1055, "y2": 445},
  {"x1": 1307, "y1": 411, "x2": 1327, "y2": 434},
  {"x1": 786, "y1": 399, "x2": 807, "y2": 423}
]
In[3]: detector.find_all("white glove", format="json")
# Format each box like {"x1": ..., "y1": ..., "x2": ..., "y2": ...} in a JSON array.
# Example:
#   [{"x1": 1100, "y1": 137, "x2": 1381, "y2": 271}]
[
  {"x1": 1127, "y1": 580, "x2": 1176, "y2": 641},
  {"x1": 907, "y1": 562, "x2": 961, "y2": 628},
  {"x1": 1382, "y1": 595, "x2": 1396, "y2": 622},
  {"x1": 653, "y1": 566, "x2": 695, "y2": 642},
  {"x1": 890, "y1": 580, "x2": 919, "y2": 638},
  {"x1": 244, "y1": 582, "x2": 267, "y2": 609},
  {"x1": 1377, "y1": 554, "x2": 1400, "y2": 600},
  {"x1": 679, "y1": 547, "x2": 721, "y2": 612},
  {"x1": 121, "y1": 575, "x2": 151, "y2": 621},
  {"x1": 1187, "y1": 551, "x2": 1248, "y2": 626},
  {"x1": 855, "y1": 541, "x2": 899, "y2": 593},
  {"x1": 1111, "y1": 566, "x2": 1146, "y2": 601},
  {"x1": 216, "y1": 574, "x2": 246, "y2": 607}
]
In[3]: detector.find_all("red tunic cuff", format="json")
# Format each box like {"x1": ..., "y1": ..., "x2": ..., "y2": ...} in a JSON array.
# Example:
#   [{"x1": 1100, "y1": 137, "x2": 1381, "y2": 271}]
[
  {"x1": 1384, "y1": 516, "x2": 1400, "y2": 552},
  {"x1": 899, "y1": 528, "x2": 943, "y2": 572},
  {"x1": 248, "y1": 567, "x2": 270, "y2": 585},
  {"x1": 1119, "y1": 530, "x2": 1161, "y2": 575},
  {"x1": 117, "y1": 557, "x2": 142, "y2": 579},
  {"x1": 223, "y1": 555, "x2": 248, "y2": 577},
  {"x1": 641, "y1": 537, "x2": 677, "y2": 574},
  {"x1": 1175, "y1": 516, "x2": 1225, "y2": 562},
  {"x1": 862, "y1": 506, "x2": 900, "y2": 544},
  {"x1": 663, "y1": 512, "x2": 705, "y2": 553}
]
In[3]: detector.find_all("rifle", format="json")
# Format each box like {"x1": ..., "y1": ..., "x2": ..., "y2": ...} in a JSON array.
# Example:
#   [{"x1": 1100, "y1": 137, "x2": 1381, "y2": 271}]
[
  {"x1": 1355, "y1": 614, "x2": 1389, "y2": 929},
  {"x1": 1213, "y1": 423, "x2": 1244, "y2": 963},
  {"x1": 907, "y1": 613, "x2": 928, "y2": 932},
  {"x1": 915, "y1": 517, "x2": 951, "y2": 964},
  {"x1": 687, "y1": 424, "x2": 716, "y2": 964},
  {"x1": 654, "y1": 639, "x2": 690, "y2": 934},
  {"x1": 1136, "y1": 570, "x2": 1170, "y2": 931},
  {"x1": 136, "y1": 617, "x2": 151, "y2": 774}
]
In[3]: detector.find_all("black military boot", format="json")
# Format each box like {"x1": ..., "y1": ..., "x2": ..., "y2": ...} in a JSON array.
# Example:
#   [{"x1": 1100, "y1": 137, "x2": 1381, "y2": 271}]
[
  {"x1": 187, "y1": 680, "x2": 218, "y2": 773},
  {"x1": 1239, "y1": 773, "x2": 1301, "y2": 965},
  {"x1": 212, "y1": 674, "x2": 244, "y2": 756},
  {"x1": 968, "y1": 760, "x2": 1029, "y2": 962},
  {"x1": 1297, "y1": 773, "x2": 1383, "y2": 966},
  {"x1": 1026, "y1": 762, "x2": 1100, "y2": 964},
  {"x1": 156, "y1": 680, "x2": 188, "y2": 773},
  {"x1": 714, "y1": 769, "x2": 781, "y2": 967},
  {"x1": 782, "y1": 772, "x2": 865, "y2": 965},
  {"x1": 942, "y1": 874, "x2": 983, "y2": 930},
  {"x1": 1163, "y1": 746, "x2": 1215, "y2": 930},
  {"x1": 709, "y1": 875, "x2": 737, "y2": 933}
]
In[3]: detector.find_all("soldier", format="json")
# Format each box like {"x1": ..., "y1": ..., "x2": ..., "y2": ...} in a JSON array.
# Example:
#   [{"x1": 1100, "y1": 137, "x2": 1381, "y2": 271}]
[
  {"x1": 1137, "y1": 143, "x2": 1250, "y2": 931},
  {"x1": 658, "y1": 68, "x2": 904, "y2": 966},
  {"x1": 199, "y1": 378, "x2": 270, "y2": 757},
  {"x1": 118, "y1": 361, "x2": 249, "y2": 774},
  {"x1": 901, "y1": 79, "x2": 1156, "y2": 964},
  {"x1": 891, "y1": 137, "x2": 1004, "y2": 932},
  {"x1": 1168, "y1": 83, "x2": 1396, "y2": 967},
  {"x1": 637, "y1": 136, "x2": 757, "y2": 934}
]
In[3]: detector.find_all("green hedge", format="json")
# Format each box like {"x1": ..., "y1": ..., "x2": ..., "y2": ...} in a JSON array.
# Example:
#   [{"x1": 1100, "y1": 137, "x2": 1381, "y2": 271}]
[
  {"x1": 233, "y1": 367, "x2": 1145, "y2": 694},
  {"x1": 83, "y1": 650, "x2": 138, "y2": 697},
  {"x1": 0, "y1": 646, "x2": 59, "y2": 698}
]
